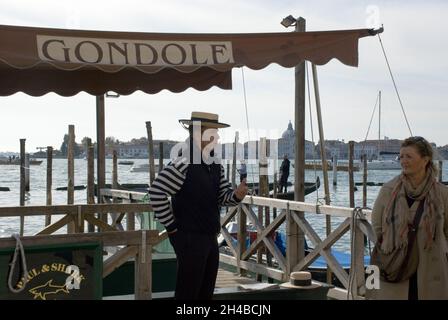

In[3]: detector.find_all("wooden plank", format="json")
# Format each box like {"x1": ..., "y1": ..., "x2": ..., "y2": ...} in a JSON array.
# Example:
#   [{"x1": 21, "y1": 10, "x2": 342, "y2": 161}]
[
  {"x1": 220, "y1": 227, "x2": 238, "y2": 258},
  {"x1": 241, "y1": 205, "x2": 287, "y2": 272},
  {"x1": 0, "y1": 230, "x2": 160, "y2": 248},
  {"x1": 240, "y1": 196, "x2": 372, "y2": 220},
  {"x1": 241, "y1": 210, "x2": 285, "y2": 260},
  {"x1": 237, "y1": 205, "x2": 247, "y2": 277},
  {"x1": 36, "y1": 214, "x2": 73, "y2": 235},
  {"x1": 219, "y1": 254, "x2": 285, "y2": 281},
  {"x1": 135, "y1": 237, "x2": 152, "y2": 300},
  {"x1": 101, "y1": 189, "x2": 149, "y2": 202},
  {"x1": 84, "y1": 215, "x2": 118, "y2": 232},
  {"x1": 103, "y1": 245, "x2": 138, "y2": 277},
  {"x1": 0, "y1": 203, "x2": 151, "y2": 218},
  {"x1": 220, "y1": 206, "x2": 238, "y2": 227}
]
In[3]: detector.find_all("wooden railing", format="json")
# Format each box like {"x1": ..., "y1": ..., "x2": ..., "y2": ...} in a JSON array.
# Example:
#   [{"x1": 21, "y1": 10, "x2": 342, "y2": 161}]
[{"x1": 219, "y1": 196, "x2": 376, "y2": 299}]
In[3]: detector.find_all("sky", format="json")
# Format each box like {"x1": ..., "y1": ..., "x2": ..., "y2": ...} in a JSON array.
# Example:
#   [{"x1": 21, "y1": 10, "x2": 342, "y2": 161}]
[{"x1": 0, "y1": 0, "x2": 447, "y2": 152}]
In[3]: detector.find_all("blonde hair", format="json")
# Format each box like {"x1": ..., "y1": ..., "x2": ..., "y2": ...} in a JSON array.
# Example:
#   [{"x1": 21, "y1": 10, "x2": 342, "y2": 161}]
[{"x1": 401, "y1": 136, "x2": 437, "y2": 174}]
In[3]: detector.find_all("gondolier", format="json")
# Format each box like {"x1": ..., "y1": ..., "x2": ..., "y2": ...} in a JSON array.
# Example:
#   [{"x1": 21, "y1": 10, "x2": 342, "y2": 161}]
[{"x1": 148, "y1": 111, "x2": 248, "y2": 300}]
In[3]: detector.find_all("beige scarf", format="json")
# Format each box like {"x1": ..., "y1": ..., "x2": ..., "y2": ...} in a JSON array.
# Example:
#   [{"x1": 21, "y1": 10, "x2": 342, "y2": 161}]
[{"x1": 381, "y1": 167, "x2": 443, "y2": 253}]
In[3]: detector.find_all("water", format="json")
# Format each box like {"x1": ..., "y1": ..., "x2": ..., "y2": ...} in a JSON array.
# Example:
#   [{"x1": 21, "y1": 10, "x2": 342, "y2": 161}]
[{"x1": 1, "y1": 159, "x2": 447, "y2": 253}]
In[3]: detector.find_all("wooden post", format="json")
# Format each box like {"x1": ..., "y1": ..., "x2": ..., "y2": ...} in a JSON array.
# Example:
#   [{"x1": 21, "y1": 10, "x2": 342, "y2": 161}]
[
  {"x1": 96, "y1": 95, "x2": 106, "y2": 204},
  {"x1": 352, "y1": 147, "x2": 365, "y2": 298},
  {"x1": 87, "y1": 139, "x2": 95, "y2": 233},
  {"x1": 24, "y1": 154, "x2": 30, "y2": 192},
  {"x1": 45, "y1": 146, "x2": 53, "y2": 226},
  {"x1": 19, "y1": 139, "x2": 26, "y2": 236},
  {"x1": 67, "y1": 125, "x2": 75, "y2": 233},
  {"x1": 332, "y1": 155, "x2": 338, "y2": 186},
  {"x1": 349, "y1": 141, "x2": 355, "y2": 208},
  {"x1": 289, "y1": 16, "x2": 306, "y2": 275},
  {"x1": 158, "y1": 142, "x2": 164, "y2": 172},
  {"x1": 256, "y1": 138, "x2": 268, "y2": 281},
  {"x1": 232, "y1": 132, "x2": 238, "y2": 189},
  {"x1": 312, "y1": 63, "x2": 332, "y2": 283},
  {"x1": 135, "y1": 237, "x2": 152, "y2": 300},
  {"x1": 237, "y1": 205, "x2": 247, "y2": 277},
  {"x1": 226, "y1": 163, "x2": 230, "y2": 181},
  {"x1": 145, "y1": 121, "x2": 156, "y2": 185},
  {"x1": 112, "y1": 149, "x2": 118, "y2": 189},
  {"x1": 363, "y1": 154, "x2": 368, "y2": 208},
  {"x1": 439, "y1": 160, "x2": 443, "y2": 182}
]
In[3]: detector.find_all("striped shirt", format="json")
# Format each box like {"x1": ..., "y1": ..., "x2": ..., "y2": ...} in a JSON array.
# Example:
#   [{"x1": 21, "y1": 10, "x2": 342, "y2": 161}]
[{"x1": 148, "y1": 157, "x2": 240, "y2": 233}]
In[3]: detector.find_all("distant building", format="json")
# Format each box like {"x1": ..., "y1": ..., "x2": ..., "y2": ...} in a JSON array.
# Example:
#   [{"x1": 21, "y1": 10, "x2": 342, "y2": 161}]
[{"x1": 278, "y1": 121, "x2": 314, "y2": 159}]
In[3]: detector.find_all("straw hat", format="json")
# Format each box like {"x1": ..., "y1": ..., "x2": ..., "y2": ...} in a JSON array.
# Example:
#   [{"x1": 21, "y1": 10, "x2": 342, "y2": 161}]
[
  {"x1": 280, "y1": 271, "x2": 321, "y2": 289},
  {"x1": 179, "y1": 111, "x2": 230, "y2": 129}
]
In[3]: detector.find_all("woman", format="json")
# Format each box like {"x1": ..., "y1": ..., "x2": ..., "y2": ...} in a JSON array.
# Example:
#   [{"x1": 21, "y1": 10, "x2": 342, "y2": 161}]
[{"x1": 370, "y1": 136, "x2": 448, "y2": 300}]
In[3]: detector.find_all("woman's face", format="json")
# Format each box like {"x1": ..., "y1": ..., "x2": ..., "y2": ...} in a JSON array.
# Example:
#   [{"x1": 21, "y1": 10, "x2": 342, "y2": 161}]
[{"x1": 400, "y1": 145, "x2": 429, "y2": 176}]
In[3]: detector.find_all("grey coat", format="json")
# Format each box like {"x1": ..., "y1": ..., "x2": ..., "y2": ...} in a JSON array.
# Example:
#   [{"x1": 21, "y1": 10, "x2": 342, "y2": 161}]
[{"x1": 368, "y1": 175, "x2": 448, "y2": 300}]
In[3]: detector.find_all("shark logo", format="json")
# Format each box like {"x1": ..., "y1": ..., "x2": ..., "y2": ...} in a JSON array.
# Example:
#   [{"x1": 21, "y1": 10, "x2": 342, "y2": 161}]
[{"x1": 29, "y1": 279, "x2": 70, "y2": 300}]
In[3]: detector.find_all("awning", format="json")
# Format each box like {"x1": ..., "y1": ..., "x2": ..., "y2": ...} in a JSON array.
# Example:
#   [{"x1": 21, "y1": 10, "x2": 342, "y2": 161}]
[{"x1": 0, "y1": 24, "x2": 379, "y2": 96}]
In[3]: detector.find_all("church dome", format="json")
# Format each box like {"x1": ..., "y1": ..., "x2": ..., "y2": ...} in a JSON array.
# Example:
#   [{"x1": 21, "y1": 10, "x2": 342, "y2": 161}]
[{"x1": 282, "y1": 121, "x2": 295, "y2": 139}]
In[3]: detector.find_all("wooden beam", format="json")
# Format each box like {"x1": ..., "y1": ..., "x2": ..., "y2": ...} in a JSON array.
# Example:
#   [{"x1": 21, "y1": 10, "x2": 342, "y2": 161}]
[
  {"x1": 103, "y1": 245, "x2": 138, "y2": 277},
  {"x1": 241, "y1": 205, "x2": 286, "y2": 272},
  {"x1": 36, "y1": 214, "x2": 73, "y2": 235},
  {"x1": 219, "y1": 254, "x2": 285, "y2": 281},
  {"x1": 19, "y1": 138, "x2": 26, "y2": 236},
  {"x1": 96, "y1": 95, "x2": 105, "y2": 203},
  {"x1": 146, "y1": 121, "x2": 155, "y2": 185},
  {"x1": 220, "y1": 206, "x2": 238, "y2": 227},
  {"x1": 84, "y1": 215, "x2": 118, "y2": 232},
  {"x1": 0, "y1": 230, "x2": 160, "y2": 249},
  {"x1": 241, "y1": 210, "x2": 285, "y2": 261},
  {"x1": 45, "y1": 146, "x2": 53, "y2": 226},
  {"x1": 135, "y1": 233, "x2": 152, "y2": 300},
  {"x1": 220, "y1": 227, "x2": 238, "y2": 258},
  {"x1": 67, "y1": 125, "x2": 75, "y2": 233},
  {"x1": 292, "y1": 214, "x2": 350, "y2": 288},
  {"x1": 87, "y1": 139, "x2": 95, "y2": 232}
]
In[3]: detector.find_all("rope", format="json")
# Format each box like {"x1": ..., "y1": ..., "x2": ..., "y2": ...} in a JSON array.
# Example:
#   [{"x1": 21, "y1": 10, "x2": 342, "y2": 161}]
[
  {"x1": 241, "y1": 68, "x2": 256, "y2": 189},
  {"x1": 305, "y1": 62, "x2": 326, "y2": 206},
  {"x1": 7, "y1": 233, "x2": 29, "y2": 293},
  {"x1": 360, "y1": 92, "x2": 380, "y2": 157},
  {"x1": 347, "y1": 206, "x2": 371, "y2": 300},
  {"x1": 377, "y1": 33, "x2": 413, "y2": 136}
]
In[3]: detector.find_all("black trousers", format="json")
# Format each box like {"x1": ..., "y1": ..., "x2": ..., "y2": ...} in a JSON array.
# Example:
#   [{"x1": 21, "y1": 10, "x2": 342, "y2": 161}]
[{"x1": 169, "y1": 230, "x2": 219, "y2": 300}]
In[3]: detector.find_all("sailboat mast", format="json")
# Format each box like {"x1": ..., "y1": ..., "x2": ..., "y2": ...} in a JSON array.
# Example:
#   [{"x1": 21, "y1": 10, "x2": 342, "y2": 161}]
[{"x1": 378, "y1": 90, "x2": 381, "y2": 158}]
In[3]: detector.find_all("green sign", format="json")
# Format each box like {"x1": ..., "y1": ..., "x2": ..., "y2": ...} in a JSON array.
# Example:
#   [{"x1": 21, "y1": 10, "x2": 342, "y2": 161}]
[{"x1": 0, "y1": 242, "x2": 102, "y2": 300}]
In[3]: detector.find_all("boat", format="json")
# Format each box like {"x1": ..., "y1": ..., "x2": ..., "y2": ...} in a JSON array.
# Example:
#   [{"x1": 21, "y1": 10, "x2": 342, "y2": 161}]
[
  {"x1": 273, "y1": 176, "x2": 320, "y2": 200},
  {"x1": 118, "y1": 160, "x2": 134, "y2": 165},
  {"x1": 361, "y1": 91, "x2": 402, "y2": 171},
  {"x1": 365, "y1": 159, "x2": 401, "y2": 170},
  {"x1": 0, "y1": 158, "x2": 42, "y2": 165},
  {"x1": 130, "y1": 163, "x2": 159, "y2": 172}
]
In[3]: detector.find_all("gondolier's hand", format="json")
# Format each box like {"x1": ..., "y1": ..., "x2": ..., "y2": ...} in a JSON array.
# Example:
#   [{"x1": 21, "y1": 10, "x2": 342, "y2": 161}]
[{"x1": 234, "y1": 178, "x2": 248, "y2": 200}]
